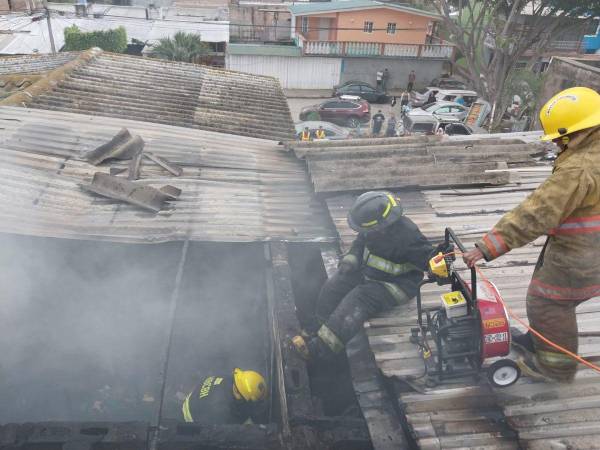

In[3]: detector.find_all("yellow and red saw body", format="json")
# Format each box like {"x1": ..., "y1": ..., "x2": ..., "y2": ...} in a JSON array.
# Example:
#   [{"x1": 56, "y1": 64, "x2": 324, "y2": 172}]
[
  {"x1": 413, "y1": 228, "x2": 519, "y2": 388},
  {"x1": 467, "y1": 279, "x2": 511, "y2": 359}
]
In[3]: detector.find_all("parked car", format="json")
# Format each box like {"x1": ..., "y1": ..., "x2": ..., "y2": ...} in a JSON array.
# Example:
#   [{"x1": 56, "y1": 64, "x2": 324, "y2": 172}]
[
  {"x1": 333, "y1": 81, "x2": 390, "y2": 104},
  {"x1": 436, "y1": 89, "x2": 479, "y2": 107},
  {"x1": 294, "y1": 121, "x2": 351, "y2": 140},
  {"x1": 410, "y1": 87, "x2": 441, "y2": 107},
  {"x1": 411, "y1": 88, "x2": 478, "y2": 108},
  {"x1": 407, "y1": 101, "x2": 469, "y2": 122},
  {"x1": 429, "y1": 77, "x2": 467, "y2": 90},
  {"x1": 299, "y1": 99, "x2": 370, "y2": 128},
  {"x1": 400, "y1": 115, "x2": 438, "y2": 136},
  {"x1": 401, "y1": 116, "x2": 487, "y2": 137},
  {"x1": 442, "y1": 122, "x2": 488, "y2": 136}
]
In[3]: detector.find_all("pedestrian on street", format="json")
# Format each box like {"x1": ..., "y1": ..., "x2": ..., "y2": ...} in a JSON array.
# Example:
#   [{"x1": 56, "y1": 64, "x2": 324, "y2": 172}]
[
  {"x1": 300, "y1": 127, "x2": 311, "y2": 141},
  {"x1": 462, "y1": 87, "x2": 600, "y2": 383},
  {"x1": 371, "y1": 110, "x2": 385, "y2": 136},
  {"x1": 382, "y1": 68, "x2": 390, "y2": 92},
  {"x1": 376, "y1": 70, "x2": 383, "y2": 90},
  {"x1": 407, "y1": 70, "x2": 416, "y2": 92},
  {"x1": 385, "y1": 114, "x2": 397, "y2": 137},
  {"x1": 291, "y1": 192, "x2": 434, "y2": 362}
]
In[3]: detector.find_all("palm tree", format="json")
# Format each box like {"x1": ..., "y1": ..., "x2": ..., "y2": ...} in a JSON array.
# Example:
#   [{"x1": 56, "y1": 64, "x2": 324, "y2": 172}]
[{"x1": 149, "y1": 32, "x2": 210, "y2": 63}]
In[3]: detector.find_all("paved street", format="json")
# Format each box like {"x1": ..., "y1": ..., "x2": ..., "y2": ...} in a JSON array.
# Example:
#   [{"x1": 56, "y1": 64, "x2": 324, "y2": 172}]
[{"x1": 287, "y1": 95, "x2": 400, "y2": 134}]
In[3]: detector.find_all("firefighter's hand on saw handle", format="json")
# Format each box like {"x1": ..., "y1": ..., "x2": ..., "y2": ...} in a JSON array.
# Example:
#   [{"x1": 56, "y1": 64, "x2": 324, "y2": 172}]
[{"x1": 463, "y1": 247, "x2": 485, "y2": 268}]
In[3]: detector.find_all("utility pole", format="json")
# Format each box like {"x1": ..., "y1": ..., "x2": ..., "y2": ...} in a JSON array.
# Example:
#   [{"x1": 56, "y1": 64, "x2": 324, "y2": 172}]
[{"x1": 43, "y1": 0, "x2": 56, "y2": 54}]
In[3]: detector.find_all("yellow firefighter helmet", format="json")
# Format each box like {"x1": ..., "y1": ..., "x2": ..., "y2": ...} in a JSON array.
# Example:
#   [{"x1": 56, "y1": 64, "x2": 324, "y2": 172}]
[
  {"x1": 539, "y1": 87, "x2": 600, "y2": 141},
  {"x1": 233, "y1": 368, "x2": 267, "y2": 402}
]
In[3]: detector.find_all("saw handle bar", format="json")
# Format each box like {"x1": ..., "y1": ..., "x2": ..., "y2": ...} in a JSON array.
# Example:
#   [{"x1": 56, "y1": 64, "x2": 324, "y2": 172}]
[{"x1": 445, "y1": 227, "x2": 477, "y2": 305}]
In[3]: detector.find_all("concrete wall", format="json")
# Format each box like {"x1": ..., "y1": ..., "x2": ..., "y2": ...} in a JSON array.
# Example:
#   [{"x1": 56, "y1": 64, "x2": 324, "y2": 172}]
[
  {"x1": 295, "y1": 8, "x2": 434, "y2": 44},
  {"x1": 340, "y1": 57, "x2": 448, "y2": 90},
  {"x1": 226, "y1": 54, "x2": 342, "y2": 89},
  {"x1": 336, "y1": 8, "x2": 432, "y2": 44},
  {"x1": 230, "y1": 4, "x2": 291, "y2": 42},
  {"x1": 536, "y1": 57, "x2": 600, "y2": 127}
]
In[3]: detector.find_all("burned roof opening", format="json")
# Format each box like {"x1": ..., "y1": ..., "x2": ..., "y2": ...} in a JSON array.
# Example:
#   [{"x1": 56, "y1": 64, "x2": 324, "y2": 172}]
[{"x1": 0, "y1": 234, "x2": 273, "y2": 425}]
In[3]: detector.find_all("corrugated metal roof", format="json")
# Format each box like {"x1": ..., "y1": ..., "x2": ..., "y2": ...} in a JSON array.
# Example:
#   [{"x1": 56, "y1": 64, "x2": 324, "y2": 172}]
[
  {"x1": 0, "y1": 106, "x2": 334, "y2": 243},
  {"x1": 287, "y1": 136, "x2": 546, "y2": 194},
  {"x1": 288, "y1": 0, "x2": 441, "y2": 18},
  {"x1": 0, "y1": 12, "x2": 229, "y2": 55},
  {"x1": 10, "y1": 51, "x2": 295, "y2": 141},
  {"x1": 0, "y1": 52, "x2": 79, "y2": 75}
]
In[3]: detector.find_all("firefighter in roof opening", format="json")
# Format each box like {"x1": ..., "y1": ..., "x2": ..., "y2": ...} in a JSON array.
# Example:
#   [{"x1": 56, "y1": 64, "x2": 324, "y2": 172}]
[
  {"x1": 182, "y1": 368, "x2": 267, "y2": 424},
  {"x1": 292, "y1": 191, "x2": 433, "y2": 361}
]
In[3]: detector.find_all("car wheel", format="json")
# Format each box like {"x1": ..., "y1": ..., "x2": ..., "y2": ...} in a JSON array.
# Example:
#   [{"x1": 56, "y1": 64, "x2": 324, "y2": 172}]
[{"x1": 346, "y1": 117, "x2": 360, "y2": 128}]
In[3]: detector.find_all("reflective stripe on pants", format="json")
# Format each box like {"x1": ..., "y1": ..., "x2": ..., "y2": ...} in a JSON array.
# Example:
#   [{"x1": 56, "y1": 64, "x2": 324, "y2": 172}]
[
  {"x1": 182, "y1": 392, "x2": 194, "y2": 422},
  {"x1": 318, "y1": 324, "x2": 344, "y2": 354}
]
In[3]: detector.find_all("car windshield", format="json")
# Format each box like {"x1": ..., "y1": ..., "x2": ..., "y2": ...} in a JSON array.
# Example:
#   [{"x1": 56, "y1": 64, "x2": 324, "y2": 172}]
[{"x1": 416, "y1": 88, "x2": 429, "y2": 95}]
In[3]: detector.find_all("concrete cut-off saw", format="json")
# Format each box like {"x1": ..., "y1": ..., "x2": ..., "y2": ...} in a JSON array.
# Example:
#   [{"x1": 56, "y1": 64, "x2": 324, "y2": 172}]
[{"x1": 410, "y1": 227, "x2": 521, "y2": 389}]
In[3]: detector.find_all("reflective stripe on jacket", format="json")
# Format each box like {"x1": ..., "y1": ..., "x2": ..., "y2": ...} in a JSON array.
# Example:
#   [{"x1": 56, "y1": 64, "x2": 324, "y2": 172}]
[
  {"x1": 476, "y1": 126, "x2": 600, "y2": 301},
  {"x1": 301, "y1": 131, "x2": 311, "y2": 141},
  {"x1": 363, "y1": 248, "x2": 419, "y2": 276},
  {"x1": 348, "y1": 216, "x2": 432, "y2": 298}
]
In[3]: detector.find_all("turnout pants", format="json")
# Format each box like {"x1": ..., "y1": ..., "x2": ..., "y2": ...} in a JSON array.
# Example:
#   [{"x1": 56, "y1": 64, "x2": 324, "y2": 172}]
[
  {"x1": 312, "y1": 271, "x2": 409, "y2": 357},
  {"x1": 527, "y1": 293, "x2": 588, "y2": 381}
]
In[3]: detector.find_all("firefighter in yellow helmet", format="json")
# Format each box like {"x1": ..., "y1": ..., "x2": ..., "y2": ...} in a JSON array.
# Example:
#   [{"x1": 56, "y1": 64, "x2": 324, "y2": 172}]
[
  {"x1": 292, "y1": 191, "x2": 433, "y2": 361},
  {"x1": 463, "y1": 87, "x2": 600, "y2": 382},
  {"x1": 182, "y1": 368, "x2": 267, "y2": 424}
]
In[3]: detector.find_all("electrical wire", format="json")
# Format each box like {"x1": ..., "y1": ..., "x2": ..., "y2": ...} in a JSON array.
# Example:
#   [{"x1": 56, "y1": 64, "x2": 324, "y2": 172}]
[{"x1": 45, "y1": 8, "x2": 429, "y2": 32}]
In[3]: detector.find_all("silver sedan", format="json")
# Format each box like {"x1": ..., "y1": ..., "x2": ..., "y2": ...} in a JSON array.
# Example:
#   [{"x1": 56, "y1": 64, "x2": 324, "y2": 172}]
[{"x1": 407, "y1": 101, "x2": 469, "y2": 122}]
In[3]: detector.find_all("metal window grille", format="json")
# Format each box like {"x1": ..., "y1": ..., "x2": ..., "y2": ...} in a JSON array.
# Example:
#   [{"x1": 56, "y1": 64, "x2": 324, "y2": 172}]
[{"x1": 364, "y1": 21, "x2": 373, "y2": 33}]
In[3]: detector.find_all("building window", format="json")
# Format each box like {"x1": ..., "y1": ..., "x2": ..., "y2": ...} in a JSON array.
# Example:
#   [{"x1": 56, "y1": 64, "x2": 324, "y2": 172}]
[
  {"x1": 301, "y1": 16, "x2": 308, "y2": 34},
  {"x1": 363, "y1": 21, "x2": 373, "y2": 33},
  {"x1": 387, "y1": 22, "x2": 396, "y2": 34}
]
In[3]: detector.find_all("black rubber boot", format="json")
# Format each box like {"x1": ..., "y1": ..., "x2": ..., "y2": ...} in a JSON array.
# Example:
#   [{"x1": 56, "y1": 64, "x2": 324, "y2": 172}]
[{"x1": 511, "y1": 328, "x2": 535, "y2": 354}]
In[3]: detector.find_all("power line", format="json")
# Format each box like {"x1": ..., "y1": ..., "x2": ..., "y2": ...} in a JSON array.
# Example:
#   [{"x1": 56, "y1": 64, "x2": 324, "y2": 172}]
[{"x1": 46, "y1": 8, "x2": 428, "y2": 32}]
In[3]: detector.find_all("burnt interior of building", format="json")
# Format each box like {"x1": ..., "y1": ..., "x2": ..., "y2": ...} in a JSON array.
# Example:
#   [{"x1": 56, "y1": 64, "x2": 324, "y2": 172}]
[{"x1": 0, "y1": 234, "x2": 372, "y2": 449}]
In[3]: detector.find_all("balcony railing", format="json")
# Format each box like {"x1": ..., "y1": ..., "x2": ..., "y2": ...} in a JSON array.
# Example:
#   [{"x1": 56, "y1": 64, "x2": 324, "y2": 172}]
[{"x1": 299, "y1": 38, "x2": 455, "y2": 59}]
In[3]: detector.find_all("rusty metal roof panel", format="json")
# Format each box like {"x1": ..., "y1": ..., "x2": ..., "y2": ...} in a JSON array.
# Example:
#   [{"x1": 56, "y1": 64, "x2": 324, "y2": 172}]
[
  {"x1": 0, "y1": 106, "x2": 334, "y2": 243},
  {"x1": 21, "y1": 52, "x2": 295, "y2": 141}
]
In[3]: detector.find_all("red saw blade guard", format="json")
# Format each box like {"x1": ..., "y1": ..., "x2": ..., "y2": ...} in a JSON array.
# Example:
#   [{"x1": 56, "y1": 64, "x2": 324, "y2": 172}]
[{"x1": 467, "y1": 279, "x2": 511, "y2": 359}]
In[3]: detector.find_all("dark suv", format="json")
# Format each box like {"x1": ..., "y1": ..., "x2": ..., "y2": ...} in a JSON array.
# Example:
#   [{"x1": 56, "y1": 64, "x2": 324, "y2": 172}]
[
  {"x1": 299, "y1": 99, "x2": 370, "y2": 128},
  {"x1": 333, "y1": 81, "x2": 390, "y2": 104}
]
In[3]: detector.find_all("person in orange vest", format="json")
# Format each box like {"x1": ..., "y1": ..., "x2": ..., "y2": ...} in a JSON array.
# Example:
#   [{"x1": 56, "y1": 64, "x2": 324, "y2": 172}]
[
  {"x1": 315, "y1": 126, "x2": 326, "y2": 140},
  {"x1": 300, "y1": 127, "x2": 312, "y2": 141}
]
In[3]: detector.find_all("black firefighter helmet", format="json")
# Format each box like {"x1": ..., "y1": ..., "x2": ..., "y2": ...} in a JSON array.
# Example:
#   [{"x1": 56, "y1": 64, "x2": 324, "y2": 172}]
[{"x1": 347, "y1": 191, "x2": 404, "y2": 233}]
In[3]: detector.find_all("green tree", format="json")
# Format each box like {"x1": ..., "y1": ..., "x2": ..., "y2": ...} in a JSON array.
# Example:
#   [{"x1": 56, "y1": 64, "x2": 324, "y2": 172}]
[
  {"x1": 63, "y1": 25, "x2": 127, "y2": 53},
  {"x1": 148, "y1": 32, "x2": 210, "y2": 63},
  {"x1": 431, "y1": 0, "x2": 600, "y2": 128}
]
